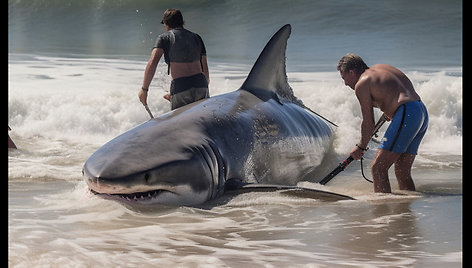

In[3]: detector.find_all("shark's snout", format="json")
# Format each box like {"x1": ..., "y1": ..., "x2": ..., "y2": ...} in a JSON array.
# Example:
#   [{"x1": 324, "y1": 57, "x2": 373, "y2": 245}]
[{"x1": 83, "y1": 145, "x2": 221, "y2": 206}]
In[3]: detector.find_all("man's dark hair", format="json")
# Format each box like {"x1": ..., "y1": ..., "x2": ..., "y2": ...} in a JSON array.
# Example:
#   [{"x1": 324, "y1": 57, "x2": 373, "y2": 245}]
[
  {"x1": 337, "y1": 53, "x2": 369, "y2": 75},
  {"x1": 161, "y1": 8, "x2": 184, "y2": 28}
]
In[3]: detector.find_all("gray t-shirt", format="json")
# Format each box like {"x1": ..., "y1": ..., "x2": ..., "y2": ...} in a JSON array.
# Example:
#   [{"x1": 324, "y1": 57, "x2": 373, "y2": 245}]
[{"x1": 154, "y1": 28, "x2": 206, "y2": 68}]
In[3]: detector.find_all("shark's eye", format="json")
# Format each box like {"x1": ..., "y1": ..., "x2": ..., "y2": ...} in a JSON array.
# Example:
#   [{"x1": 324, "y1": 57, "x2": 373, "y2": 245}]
[{"x1": 144, "y1": 173, "x2": 150, "y2": 182}]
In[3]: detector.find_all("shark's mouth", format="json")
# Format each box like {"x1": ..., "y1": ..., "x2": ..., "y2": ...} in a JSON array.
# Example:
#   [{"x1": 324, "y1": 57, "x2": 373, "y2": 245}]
[{"x1": 89, "y1": 188, "x2": 174, "y2": 202}]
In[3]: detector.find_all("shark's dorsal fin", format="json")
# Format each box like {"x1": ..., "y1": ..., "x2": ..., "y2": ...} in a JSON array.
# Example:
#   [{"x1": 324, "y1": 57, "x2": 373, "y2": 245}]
[{"x1": 240, "y1": 24, "x2": 302, "y2": 105}]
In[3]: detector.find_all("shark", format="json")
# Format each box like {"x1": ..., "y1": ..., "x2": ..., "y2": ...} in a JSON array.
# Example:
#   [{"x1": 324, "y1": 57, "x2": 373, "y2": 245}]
[{"x1": 82, "y1": 24, "x2": 350, "y2": 206}]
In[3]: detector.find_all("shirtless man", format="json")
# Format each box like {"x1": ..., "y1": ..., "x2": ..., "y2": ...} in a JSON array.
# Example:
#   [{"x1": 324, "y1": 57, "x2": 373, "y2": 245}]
[
  {"x1": 139, "y1": 8, "x2": 210, "y2": 110},
  {"x1": 337, "y1": 54, "x2": 428, "y2": 193}
]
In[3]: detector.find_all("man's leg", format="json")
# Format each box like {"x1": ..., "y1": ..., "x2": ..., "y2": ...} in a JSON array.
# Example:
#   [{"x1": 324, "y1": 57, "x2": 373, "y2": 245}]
[
  {"x1": 394, "y1": 153, "x2": 416, "y2": 191},
  {"x1": 371, "y1": 149, "x2": 401, "y2": 193}
]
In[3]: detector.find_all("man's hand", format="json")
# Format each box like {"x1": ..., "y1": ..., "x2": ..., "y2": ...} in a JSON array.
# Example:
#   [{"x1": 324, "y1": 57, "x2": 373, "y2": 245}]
[
  {"x1": 350, "y1": 145, "x2": 366, "y2": 160},
  {"x1": 163, "y1": 93, "x2": 170, "y2": 102},
  {"x1": 138, "y1": 89, "x2": 148, "y2": 105}
]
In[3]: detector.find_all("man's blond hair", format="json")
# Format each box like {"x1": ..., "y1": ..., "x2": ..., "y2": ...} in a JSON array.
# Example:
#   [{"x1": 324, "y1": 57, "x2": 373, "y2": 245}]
[{"x1": 337, "y1": 53, "x2": 369, "y2": 75}]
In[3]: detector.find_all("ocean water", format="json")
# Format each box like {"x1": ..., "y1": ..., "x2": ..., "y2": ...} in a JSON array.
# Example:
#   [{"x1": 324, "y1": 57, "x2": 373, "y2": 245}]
[{"x1": 9, "y1": 0, "x2": 462, "y2": 267}]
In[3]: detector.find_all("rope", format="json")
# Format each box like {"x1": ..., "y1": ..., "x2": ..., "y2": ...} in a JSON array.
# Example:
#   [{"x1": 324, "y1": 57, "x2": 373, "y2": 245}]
[{"x1": 360, "y1": 157, "x2": 373, "y2": 183}]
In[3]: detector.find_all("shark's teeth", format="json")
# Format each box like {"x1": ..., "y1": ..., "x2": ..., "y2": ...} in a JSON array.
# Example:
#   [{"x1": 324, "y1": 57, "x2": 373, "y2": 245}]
[
  {"x1": 90, "y1": 189, "x2": 169, "y2": 202},
  {"x1": 116, "y1": 189, "x2": 168, "y2": 201}
]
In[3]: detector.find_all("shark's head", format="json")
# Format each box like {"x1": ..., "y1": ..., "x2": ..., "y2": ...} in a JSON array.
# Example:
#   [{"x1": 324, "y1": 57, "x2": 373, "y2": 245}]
[{"x1": 83, "y1": 113, "x2": 224, "y2": 206}]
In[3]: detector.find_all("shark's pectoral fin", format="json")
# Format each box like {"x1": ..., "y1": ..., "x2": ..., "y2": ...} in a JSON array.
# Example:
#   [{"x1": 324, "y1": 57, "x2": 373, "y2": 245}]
[{"x1": 225, "y1": 182, "x2": 355, "y2": 201}]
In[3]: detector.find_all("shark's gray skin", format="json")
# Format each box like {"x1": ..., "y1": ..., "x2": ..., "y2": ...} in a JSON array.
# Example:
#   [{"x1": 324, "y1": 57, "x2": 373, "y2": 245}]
[{"x1": 83, "y1": 24, "x2": 335, "y2": 206}]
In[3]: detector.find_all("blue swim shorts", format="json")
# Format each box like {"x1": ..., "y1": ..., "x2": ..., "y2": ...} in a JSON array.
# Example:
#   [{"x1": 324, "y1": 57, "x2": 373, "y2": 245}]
[{"x1": 379, "y1": 100, "x2": 428, "y2": 155}]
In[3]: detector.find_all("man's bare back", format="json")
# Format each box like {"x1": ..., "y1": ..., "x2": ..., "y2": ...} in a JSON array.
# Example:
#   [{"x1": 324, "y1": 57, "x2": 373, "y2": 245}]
[{"x1": 357, "y1": 64, "x2": 420, "y2": 119}]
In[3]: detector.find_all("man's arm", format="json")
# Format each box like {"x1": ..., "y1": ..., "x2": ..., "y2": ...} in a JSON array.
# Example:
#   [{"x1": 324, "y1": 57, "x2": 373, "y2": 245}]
[
  {"x1": 350, "y1": 79, "x2": 375, "y2": 159},
  {"x1": 139, "y1": 48, "x2": 164, "y2": 105},
  {"x1": 356, "y1": 82, "x2": 375, "y2": 148},
  {"x1": 201, "y1": 55, "x2": 210, "y2": 85}
]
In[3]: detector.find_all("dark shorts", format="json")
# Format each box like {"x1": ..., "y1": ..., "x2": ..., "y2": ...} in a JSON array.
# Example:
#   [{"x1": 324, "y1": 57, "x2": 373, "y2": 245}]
[
  {"x1": 379, "y1": 100, "x2": 428, "y2": 155},
  {"x1": 170, "y1": 73, "x2": 209, "y2": 110}
]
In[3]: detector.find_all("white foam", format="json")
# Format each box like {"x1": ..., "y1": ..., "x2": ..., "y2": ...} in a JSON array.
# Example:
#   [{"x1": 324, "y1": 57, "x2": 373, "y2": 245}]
[{"x1": 8, "y1": 55, "x2": 462, "y2": 180}]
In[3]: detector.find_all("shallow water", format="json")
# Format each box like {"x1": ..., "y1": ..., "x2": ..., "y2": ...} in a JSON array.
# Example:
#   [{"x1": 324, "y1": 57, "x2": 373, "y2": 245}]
[{"x1": 9, "y1": 177, "x2": 461, "y2": 267}]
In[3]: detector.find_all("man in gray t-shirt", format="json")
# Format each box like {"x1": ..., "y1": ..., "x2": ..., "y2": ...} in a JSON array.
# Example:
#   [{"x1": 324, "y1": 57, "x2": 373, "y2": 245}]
[{"x1": 139, "y1": 8, "x2": 210, "y2": 110}]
